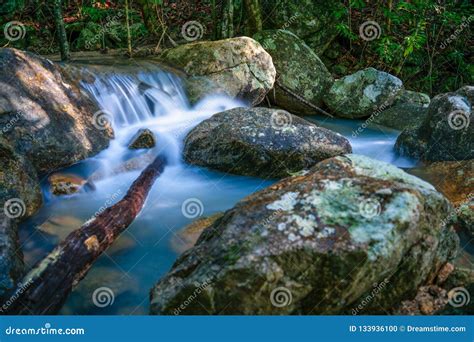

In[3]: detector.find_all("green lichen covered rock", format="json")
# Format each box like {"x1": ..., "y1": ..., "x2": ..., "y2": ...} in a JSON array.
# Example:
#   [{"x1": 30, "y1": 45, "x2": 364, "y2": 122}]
[
  {"x1": 0, "y1": 48, "x2": 113, "y2": 175},
  {"x1": 371, "y1": 103, "x2": 429, "y2": 131},
  {"x1": 396, "y1": 87, "x2": 474, "y2": 161},
  {"x1": 260, "y1": 0, "x2": 343, "y2": 55},
  {"x1": 157, "y1": 37, "x2": 276, "y2": 105},
  {"x1": 324, "y1": 68, "x2": 403, "y2": 119},
  {"x1": 253, "y1": 30, "x2": 333, "y2": 114},
  {"x1": 150, "y1": 155, "x2": 459, "y2": 314},
  {"x1": 394, "y1": 90, "x2": 430, "y2": 107},
  {"x1": 183, "y1": 107, "x2": 351, "y2": 178}
]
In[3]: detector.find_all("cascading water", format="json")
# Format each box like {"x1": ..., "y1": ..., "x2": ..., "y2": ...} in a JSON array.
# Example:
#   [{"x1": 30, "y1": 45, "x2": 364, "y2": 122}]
[{"x1": 19, "y1": 65, "x2": 418, "y2": 315}]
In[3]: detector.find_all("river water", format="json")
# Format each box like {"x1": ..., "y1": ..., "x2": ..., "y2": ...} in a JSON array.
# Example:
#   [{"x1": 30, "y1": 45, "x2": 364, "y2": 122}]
[{"x1": 18, "y1": 63, "x2": 465, "y2": 315}]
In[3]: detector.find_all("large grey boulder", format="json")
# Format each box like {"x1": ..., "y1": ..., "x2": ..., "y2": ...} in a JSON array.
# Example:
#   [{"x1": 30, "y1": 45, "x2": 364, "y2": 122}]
[
  {"x1": 150, "y1": 155, "x2": 459, "y2": 314},
  {"x1": 324, "y1": 68, "x2": 403, "y2": 119},
  {"x1": 396, "y1": 87, "x2": 473, "y2": 161},
  {"x1": 0, "y1": 48, "x2": 113, "y2": 175},
  {"x1": 183, "y1": 107, "x2": 352, "y2": 178},
  {"x1": 253, "y1": 30, "x2": 333, "y2": 114},
  {"x1": 157, "y1": 37, "x2": 276, "y2": 105}
]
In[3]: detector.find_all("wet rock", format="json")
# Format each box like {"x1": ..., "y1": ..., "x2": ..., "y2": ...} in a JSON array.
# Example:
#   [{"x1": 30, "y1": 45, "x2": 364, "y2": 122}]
[
  {"x1": 406, "y1": 160, "x2": 473, "y2": 207},
  {"x1": 183, "y1": 107, "x2": 352, "y2": 178},
  {"x1": 170, "y1": 213, "x2": 224, "y2": 254},
  {"x1": 150, "y1": 154, "x2": 459, "y2": 314},
  {"x1": 0, "y1": 138, "x2": 42, "y2": 218},
  {"x1": 128, "y1": 129, "x2": 156, "y2": 150},
  {"x1": 396, "y1": 88, "x2": 474, "y2": 161},
  {"x1": 253, "y1": 30, "x2": 333, "y2": 114},
  {"x1": 394, "y1": 90, "x2": 430, "y2": 107},
  {"x1": 0, "y1": 213, "x2": 24, "y2": 304},
  {"x1": 370, "y1": 103, "x2": 428, "y2": 130},
  {"x1": 158, "y1": 37, "x2": 276, "y2": 105},
  {"x1": 324, "y1": 68, "x2": 403, "y2": 119},
  {"x1": 0, "y1": 48, "x2": 113, "y2": 175},
  {"x1": 395, "y1": 285, "x2": 448, "y2": 315},
  {"x1": 260, "y1": 0, "x2": 343, "y2": 55},
  {"x1": 48, "y1": 174, "x2": 88, "y2": 196}
]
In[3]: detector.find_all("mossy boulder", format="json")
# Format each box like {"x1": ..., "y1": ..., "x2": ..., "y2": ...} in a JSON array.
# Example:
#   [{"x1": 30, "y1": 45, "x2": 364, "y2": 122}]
[
  {"x1": 253, "y1": 30, "x2": 333, "y2": 114},
  {"x1": 157, "y1": 37, "x2": 276, "y2": 105},
  {"x1": 260, "y1": 0, "x2": 343, "y2": 55},
  {"x1": 394, "y1": 90, "x2": 430, "y2": 107},
  {"x1": 128, "y1": 128, "x2": 156, "y2": 150},
  {"x1": 0, "y1": 48, "x2": 113, "y2": 175},
  {"x1": 324, "y1": 68, "x2": 403, "y2": 119},
  {"x1": 396, "y1": 88, "x2": 474, "y2": 161},
  {"x1": 371, "y1": 103, "x2": 429, "y2": 130},
  {"x1": 183, "y1": 107, "x2": 352, "y2": 178},
  {"x1": 150, "y1": 155, "x2": 459, "y2": 314}
]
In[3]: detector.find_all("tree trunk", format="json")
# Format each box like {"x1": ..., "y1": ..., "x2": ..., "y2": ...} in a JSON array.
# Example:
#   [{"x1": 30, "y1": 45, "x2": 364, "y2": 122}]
[
  {"x1": 137, "y1": 0, "x2": 159, "y2": 36},
  {"x1": 220, "y1": 0, "x2": 234, "y2": 39},
  {"x1": 125, "y1": 0, "x2": 132, "y2": 57},
  {"x1": 4, "y1": 156, "x2": 166, "y2": 315},
  {"x1": 53, "y1": 0, "x2": 70, "y2": 61},
  {"x1": 244, "y1": 0, "x2": 262, "y2": 35}
]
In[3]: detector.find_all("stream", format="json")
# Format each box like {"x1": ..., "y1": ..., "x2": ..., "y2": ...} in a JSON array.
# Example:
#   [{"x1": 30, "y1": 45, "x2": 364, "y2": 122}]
[{"x1": 18, "y1": 63, "x2": 467, "y2": 315}]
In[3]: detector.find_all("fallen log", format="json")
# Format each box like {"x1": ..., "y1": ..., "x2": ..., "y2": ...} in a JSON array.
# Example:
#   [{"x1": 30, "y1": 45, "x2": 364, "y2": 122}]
[{"x1": 4, "y1": 155, "x2": 167, "y2": 315}]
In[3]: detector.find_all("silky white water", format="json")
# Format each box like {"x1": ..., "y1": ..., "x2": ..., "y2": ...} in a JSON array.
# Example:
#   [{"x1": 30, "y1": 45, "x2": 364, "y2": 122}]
[{"x1": 20, "y1": 65, "x2": 417, "y2": 314}]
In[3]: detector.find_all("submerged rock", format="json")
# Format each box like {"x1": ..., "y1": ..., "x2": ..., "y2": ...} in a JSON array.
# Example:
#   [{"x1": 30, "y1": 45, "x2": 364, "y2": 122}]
[
  {"x1": 324, "y1": 68, "x2": 403, "y2": 119},
  {"x1": 183, "y1": 107, "x2": 352, "y2": 178},
  {"x1": 150, "y1": 154, "x2": 459, "y2": 314},
  {"x1": 396, "y1": 88, "x2": 474, "y2": 161},
  {"x1": 128, "y1": 129, "x2": 156, "y2": 150},
  {"x1": 170, "y1": 213, "x2": 224, "y2": 254},
  {"x1": 48, "y1": 174, "x2": 88, "y2": 196},
  {"x1": 253, "y1": 30, "x2": 333, "y2": 114},
  {"x1": 0, "y1": 48, "x2": 113, "y2": 175},
  {"x1": 158, "y1": 37, "x2": 276, "y2": 105}
]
